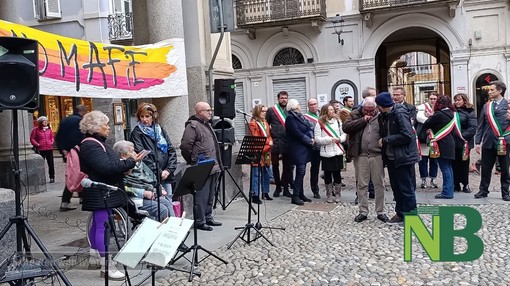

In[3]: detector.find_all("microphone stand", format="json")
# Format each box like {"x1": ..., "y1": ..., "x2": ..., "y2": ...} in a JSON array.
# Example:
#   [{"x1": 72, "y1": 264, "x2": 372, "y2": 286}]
[
  {"x1": 135, "y1": 123, "x2": 163, "y2": 286},
  {"x1": 98, "y1": 186, "x2": 132, "y2": 286}
]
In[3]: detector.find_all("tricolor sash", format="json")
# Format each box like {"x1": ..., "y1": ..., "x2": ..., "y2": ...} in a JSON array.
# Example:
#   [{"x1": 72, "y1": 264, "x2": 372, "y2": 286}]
[
  {"x1": 319, "y1": 121, "x2": 345, "y2": 153},
  {"x1": 486, "y1": 102, "x2": 510, "y2": 155},
  {"x1": 424, "y1": 102, "x2": 433, "y2": 114},
  {"x1": 256, "y1": 120, "x2": 268, "y2": 137},
  {"x1": 452, "y1": 112, "x2": 470, "y2": 160},
  {"x1": 272, "y1": 105, "x2": 287, "y2": 127},
  {"x1": 303, "y1": 112, "x2": 318, "y2": 123},
  {"x1": 429, "y1": 111, "x2": 469, "y2": 159}
]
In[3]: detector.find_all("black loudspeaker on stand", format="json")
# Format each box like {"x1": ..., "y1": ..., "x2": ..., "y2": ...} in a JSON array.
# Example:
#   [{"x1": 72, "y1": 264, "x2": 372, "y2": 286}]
[
  {"x1": 0, "y1": 37, "x2": 40, "y2": 110},
  {"x1": 0, "y1": 37, "x2": 70, "y2": 286},
  {"x1": 213, "y1": 79, "x2": 236, "y2": 119}
]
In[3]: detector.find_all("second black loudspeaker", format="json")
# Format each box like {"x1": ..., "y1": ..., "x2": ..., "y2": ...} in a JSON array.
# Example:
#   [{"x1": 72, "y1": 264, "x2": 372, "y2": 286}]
[{"x1": 214, "y1": 79, "x2": 236, "y2": 119}]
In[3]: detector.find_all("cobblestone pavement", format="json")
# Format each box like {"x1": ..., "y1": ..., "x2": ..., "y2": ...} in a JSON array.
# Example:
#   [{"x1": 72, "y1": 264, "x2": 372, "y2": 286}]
[{"x1": 19, "y1": 153, "x2": 510, "y2": 285}]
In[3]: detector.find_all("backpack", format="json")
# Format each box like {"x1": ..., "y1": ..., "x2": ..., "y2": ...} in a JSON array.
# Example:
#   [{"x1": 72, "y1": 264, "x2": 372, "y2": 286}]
[{"x1": 65, "y1": 137, "x2": 106, "y2": 192}]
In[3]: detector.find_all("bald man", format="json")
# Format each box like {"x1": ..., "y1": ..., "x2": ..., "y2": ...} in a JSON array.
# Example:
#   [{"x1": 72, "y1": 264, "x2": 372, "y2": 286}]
[
  {"x1": 180, "y1": 101, "x2": 223, "y2": 231},
  {"x1": 343, "y1": 97, "x2": 389, "y2": 223}
]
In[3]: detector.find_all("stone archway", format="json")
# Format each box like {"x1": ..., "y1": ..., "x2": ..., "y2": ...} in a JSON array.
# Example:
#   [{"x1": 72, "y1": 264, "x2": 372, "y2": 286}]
[{"x1": 375, "y1": 27, "x2": 451, "y2": 104}]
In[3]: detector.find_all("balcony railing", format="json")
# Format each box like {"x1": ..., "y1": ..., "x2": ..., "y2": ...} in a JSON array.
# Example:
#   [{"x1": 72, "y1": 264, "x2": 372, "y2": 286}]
[
  {"x1": 235, "y1": 0, "x2": 326, "y2": 27},
  {"x1": 107, "y1": 12, "x2": 133, "y2": 41},
  {"x1": 360, "y1": 0, "x2": 454, "y2": 11}
]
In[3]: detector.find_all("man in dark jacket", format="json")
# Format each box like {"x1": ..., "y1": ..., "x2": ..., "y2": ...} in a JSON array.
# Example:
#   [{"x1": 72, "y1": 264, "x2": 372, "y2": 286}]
[
  {"x1": 304, "y1": 97, "x2": 320, "y2": 198},
  {"x1": 392, "y1": 86, "x2": 417, "y2": 124},
  {"x1": 376, "y1": 92, "x2": 419, "y2": 225},
  {"x1": 474, "y1": 80, "x2": 510, "y2": 201},
  {"x1": 180, "y1": 102, "x2": 223, "y2": 231},
  {"x1": 55, "y1": 105, "x2": 87, "y2": 211},
  {"x1": 266, "y1": 91, "x2": 293, "y2": 197}
]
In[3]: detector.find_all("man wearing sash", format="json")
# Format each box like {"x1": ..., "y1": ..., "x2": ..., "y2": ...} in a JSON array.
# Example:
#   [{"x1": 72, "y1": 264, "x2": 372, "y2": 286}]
[
  {"x1": 304, "y1": 98, "x2": 321, "y2": 199},
  {"x1": 266, "y1": 91, "x2": 293, "y2": 198},
  {"x1": 474, "y1": 80, "x2": 510, "y2": 201},
  {"x1": 376, "y1": 92, "x2": 419, "y2": 225},
  {"x1": 343, "y1": 97, "x2": 389, "y2": 223}
]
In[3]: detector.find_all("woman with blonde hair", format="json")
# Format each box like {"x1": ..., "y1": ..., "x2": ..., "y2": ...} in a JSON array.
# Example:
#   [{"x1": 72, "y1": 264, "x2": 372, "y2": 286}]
[
  {"x1": 248, "y1": 104, "x2": 273, "y2": 204},
  {"x1": 80, "y1": 110, "x2": 145, "y2": 280},
  {"x1": 314, "y1": 104, "x2": 347, "y2": 203}
]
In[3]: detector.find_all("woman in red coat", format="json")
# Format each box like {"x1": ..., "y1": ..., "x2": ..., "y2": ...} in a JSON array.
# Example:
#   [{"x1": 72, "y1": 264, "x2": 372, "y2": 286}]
[
  {"x1": 248, "y1": 104, "x2": 273, "y2": 204},
  {"x1": 30, "y1": 116, "x2": 55, "y2": 183}
]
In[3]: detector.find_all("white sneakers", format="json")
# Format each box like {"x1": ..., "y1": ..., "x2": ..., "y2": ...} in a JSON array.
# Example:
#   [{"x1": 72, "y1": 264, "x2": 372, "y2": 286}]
[{"x1": 90, "y1": 249, "x2": 125, "y2": 281}]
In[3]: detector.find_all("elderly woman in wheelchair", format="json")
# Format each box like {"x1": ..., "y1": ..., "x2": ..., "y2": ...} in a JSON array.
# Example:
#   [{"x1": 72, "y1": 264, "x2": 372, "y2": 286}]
[{"x1": 113, "y1": 140, "x2": 175, "y2": 221}]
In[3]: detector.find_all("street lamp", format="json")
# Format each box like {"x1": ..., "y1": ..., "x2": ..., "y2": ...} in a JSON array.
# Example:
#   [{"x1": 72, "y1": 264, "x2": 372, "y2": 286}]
[{"x1": 331, "y1": 14, "x2": 345, "y2": 45}]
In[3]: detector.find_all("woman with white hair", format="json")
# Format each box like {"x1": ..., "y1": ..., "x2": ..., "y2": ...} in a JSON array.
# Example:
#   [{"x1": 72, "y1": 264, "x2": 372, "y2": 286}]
[
  {"x1": 79, "y1": 111, "x2": 145, "y2": 280},
  {"x1": 30, "y1": 115, "x2": 55, "y2": 183},
  {"x1": 285, "y1": 99, "x2": 315, "y2": 205}
]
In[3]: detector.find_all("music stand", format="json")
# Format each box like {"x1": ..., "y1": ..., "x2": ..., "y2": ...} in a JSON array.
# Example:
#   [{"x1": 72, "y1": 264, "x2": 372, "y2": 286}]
[
  {"x1": 227, "y1": 136, "x2": 275, "y2": 249},
  {"x1": 168, "y1": 161, "x2": 227, "y2": 282}
]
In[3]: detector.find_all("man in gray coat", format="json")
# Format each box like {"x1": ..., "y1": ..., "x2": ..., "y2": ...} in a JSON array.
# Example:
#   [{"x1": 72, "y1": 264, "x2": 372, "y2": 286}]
[
  {"x1": 474, "y1": 80, "x2": 510, "y2": 201},
  {"x1": 343, "y1": 97, "x2": 389, "y2": 223},
  {"x1": 180, "y1": 102, "x2": 223, "y2": 230}
]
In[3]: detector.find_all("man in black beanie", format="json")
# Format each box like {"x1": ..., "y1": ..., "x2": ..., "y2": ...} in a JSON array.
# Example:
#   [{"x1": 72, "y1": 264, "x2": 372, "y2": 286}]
[{"x1": 376, "y1": 92, "x2": 419, "y2": 225}]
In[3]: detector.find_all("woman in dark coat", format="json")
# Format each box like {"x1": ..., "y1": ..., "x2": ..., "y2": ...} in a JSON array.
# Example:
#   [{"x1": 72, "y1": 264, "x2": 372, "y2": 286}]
[
  {"x1": 423, "y1": 95, "x2": 457, "y2": 199},
  {"x1": 452, "y1": 93, "x2": 477, "y2": 193},
  {"x1": 130, "y1": 103, "x2": 178, "y2": 198},
  {"x1": 80, "y1": 111, "x2": 144, "y2": 280},
  {"x1": 285, "y1": 99, "x2": 314, "y2": 205}
]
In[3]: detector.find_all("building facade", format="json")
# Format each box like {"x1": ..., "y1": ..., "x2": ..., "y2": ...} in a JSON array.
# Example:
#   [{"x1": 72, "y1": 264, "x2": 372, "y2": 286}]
[{"x1": 231, "y1": 0, "x2": 510, "y2": 137}]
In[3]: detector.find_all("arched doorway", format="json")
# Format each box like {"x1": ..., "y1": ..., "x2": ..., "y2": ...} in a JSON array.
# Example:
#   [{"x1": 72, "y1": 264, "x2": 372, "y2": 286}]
[
  {"x1": 375, "y1": 27, "x2": 451, "y2": 105},
  {"x1": 474, "y1": 73, "x2": 499, "y2": 117}
]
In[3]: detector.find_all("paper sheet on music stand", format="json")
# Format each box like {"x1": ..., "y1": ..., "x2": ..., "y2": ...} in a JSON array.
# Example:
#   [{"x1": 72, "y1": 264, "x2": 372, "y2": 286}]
[
  {"x1": 142, "y1": 217, "x2": 194, "y2": 267},
  {"x1": 114, "y1": 218, "x2": 160, "y2": 268},
  {"x1": 114, "y1": 217, "x2": 193, "y2": 268}
]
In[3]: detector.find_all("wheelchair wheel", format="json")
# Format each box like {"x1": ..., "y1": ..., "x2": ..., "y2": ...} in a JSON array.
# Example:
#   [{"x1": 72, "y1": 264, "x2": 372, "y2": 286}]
[{"x1": 85, "y1": 208, "x2": 132, "y2": 253}]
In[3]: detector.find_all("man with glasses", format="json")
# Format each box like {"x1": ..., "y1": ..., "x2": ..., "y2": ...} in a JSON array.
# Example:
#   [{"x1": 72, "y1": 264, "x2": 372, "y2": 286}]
[
  {"x1": 180, "y1": 101, "x2": 223, "y2": 231},
  {"x1": 304, "y1": 98, "x2": 321, "y2": 199},
  {"x1": 392, "y1": 86, "x2": 417, "y2": 124},
  {"x1": 343, "y1": 97, "x2": 390, "y2": 223}
]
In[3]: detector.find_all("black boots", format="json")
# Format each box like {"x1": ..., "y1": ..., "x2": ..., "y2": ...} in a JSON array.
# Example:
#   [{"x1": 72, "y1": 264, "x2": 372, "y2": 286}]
[
  {"x1": 462, "y1": 185, "x2": 472, "y2": 193},
  {"x1": 312, "y1": 187, "x2": 321, "y2": 199},
  {"x1": 252, "y1": 196, "x2": 262, "y2": 204},
  {"x1": 282, "y1": 188, "x2": 292, "y2": 198},
  {"x1": 291, "y1": 188, "x2": 304, "y2": 205},
  {"x1": 262, "y1": 193, "x2": 273, "y2": 200}
]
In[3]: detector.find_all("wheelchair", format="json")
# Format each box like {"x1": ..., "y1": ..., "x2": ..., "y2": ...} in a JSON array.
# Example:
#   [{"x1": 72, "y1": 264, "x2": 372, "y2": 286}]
[{"x1": 85, "y1": 197, "x2": 150, "y2": 253}]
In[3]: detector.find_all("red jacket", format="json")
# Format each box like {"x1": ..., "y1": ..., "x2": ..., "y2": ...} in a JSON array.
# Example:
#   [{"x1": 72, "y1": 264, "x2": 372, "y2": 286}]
[
  {"x1": 30, "y1": 127, "x2": 54, "y2": 151},
  {"x1": 248, "y1": 119, "x2": 272, "y2": 166}
]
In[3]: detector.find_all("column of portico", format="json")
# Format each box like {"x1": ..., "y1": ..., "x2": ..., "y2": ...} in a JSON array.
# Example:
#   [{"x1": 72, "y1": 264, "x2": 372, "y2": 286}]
[
  {"x1": 145, "y1": 0, "x2": 189, "y2": 145},
  {"x1": 357, "y1": 58, "x2": 376, "y2": 100},
  {"x1": 451, "y1": 53, "x2": 470, "y2": 99}
]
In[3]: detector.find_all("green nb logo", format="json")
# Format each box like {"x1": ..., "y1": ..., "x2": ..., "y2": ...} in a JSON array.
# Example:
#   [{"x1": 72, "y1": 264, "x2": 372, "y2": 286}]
[{"x1": 404, "y1": 206, "x2": 484, "y2": 262}]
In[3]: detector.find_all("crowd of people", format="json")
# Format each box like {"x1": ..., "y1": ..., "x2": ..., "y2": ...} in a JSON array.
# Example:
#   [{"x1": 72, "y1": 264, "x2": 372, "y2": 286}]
[{"x1": 30, "y1": 80, "x2": 509, "y2": 280}]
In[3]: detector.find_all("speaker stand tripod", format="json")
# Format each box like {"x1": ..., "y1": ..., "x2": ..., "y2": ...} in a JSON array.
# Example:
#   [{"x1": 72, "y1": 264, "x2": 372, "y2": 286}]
[{"x1": 0, "y1": 109, "x2": 71, "y2": 285}]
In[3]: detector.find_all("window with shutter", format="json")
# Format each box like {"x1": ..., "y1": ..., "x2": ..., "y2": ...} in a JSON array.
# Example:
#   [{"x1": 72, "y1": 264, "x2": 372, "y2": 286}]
[{"x1": 33, "y1": 0, "x2": 61, "y2": 20}]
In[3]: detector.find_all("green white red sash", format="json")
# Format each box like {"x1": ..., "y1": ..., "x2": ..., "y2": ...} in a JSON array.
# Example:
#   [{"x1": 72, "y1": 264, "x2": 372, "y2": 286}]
[
  {"x1": 272, "y1": 105, "x2": 286, "y2": 127},
  {"x1": 256, "y1": 120, "x2": 268, "y2": 137},
  {"x1": 303, "y1": 112, "x2": 318, "y2": 123},
  {"x1": 429, "y1": 112, "x2": 469, "y2": 159},
  {"x1": 486, "y1": 102, "x2": 510, "y2": 155},
  {"x1": 424, "y1": 102, "x2": 433, "y2": 114},
  {"x1": 319, "y1": 121, "x2": 345, "y2": 153},
  {"x1": 452, "y1": 112, "x2": 470, "y2": 160}
]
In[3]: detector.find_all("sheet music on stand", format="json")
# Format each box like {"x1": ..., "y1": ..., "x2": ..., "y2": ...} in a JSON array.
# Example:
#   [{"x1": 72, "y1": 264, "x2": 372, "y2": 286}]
[
  {"x1": 114, "y1": 217, "x2": 194, "y2": 268},
  {"x1": 235, "y1": 136, "x2": 267, "y2": 165}
]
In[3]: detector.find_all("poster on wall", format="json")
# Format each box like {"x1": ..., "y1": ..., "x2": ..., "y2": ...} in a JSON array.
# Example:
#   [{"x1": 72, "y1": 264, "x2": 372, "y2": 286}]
[
  {"x1": 332, "y1": 80, "x2": 358, "y2": 104},
  {"x1": 0, "y1": 20, "x2": 188, "y2": 99}
]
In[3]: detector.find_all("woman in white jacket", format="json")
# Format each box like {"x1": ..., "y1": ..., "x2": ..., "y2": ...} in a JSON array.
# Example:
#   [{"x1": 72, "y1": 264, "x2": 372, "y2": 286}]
[{"x1": 314, "y1": 104, "x2": 347, "y2": 203}]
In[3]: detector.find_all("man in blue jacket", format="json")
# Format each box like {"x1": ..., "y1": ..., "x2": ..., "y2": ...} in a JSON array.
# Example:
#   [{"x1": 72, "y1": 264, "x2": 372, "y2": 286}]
[{"x1": 376, "y1": 92, "x2": 419, "y2": 225}]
